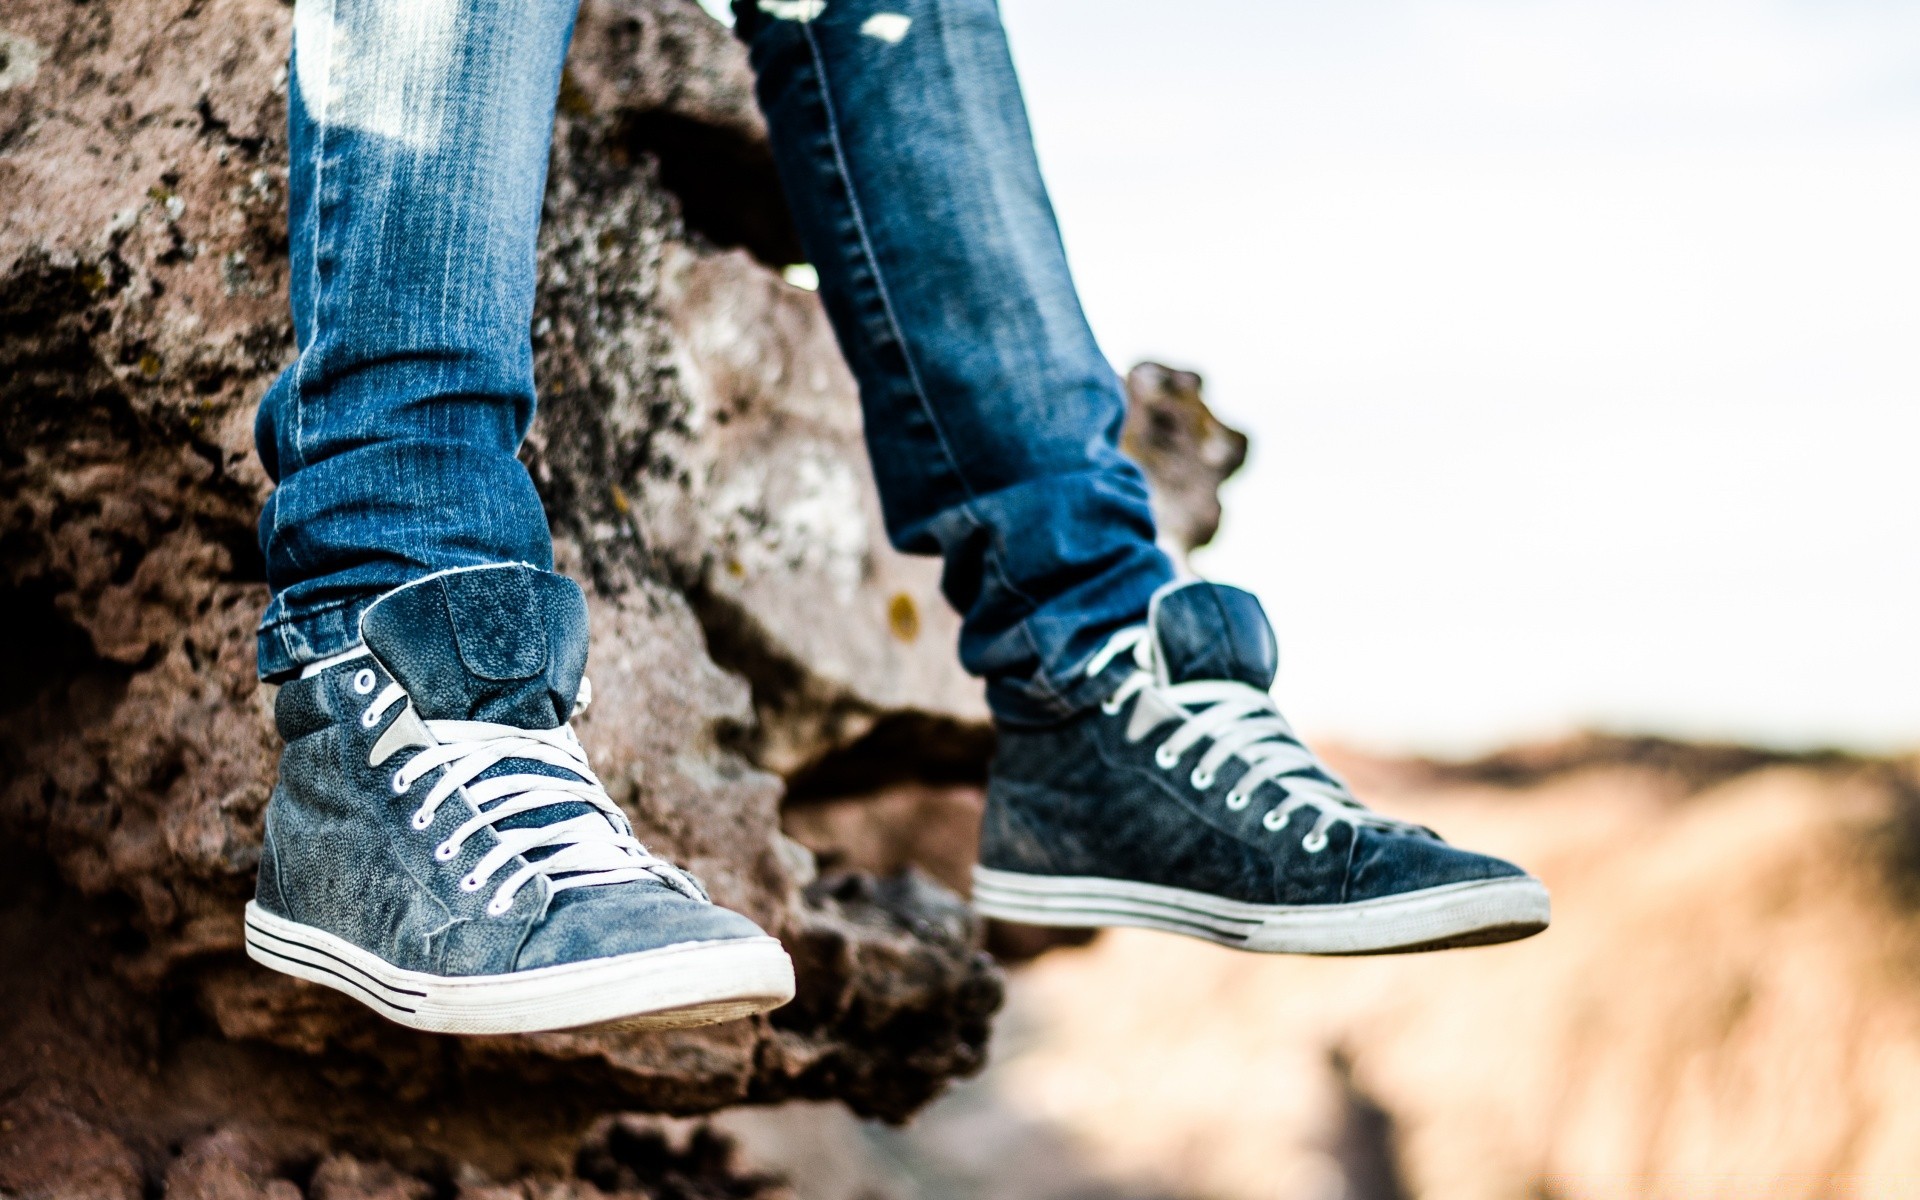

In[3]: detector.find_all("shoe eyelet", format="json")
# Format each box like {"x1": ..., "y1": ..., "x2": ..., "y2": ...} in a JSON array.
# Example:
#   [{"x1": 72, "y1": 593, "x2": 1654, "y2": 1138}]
[
  {"x1": 1225, "y1": 790, "x2": 1252, "y2": 811},
  {"x1": 1262, "y1": 808, "x2": 1289, "y2": 832},
  {"x1": 410, "y1": 808, "x2": 432, "y2": 831},
  {"x1": 1153, "y1": 744, "x2": 1180, "y2": 769},
  {"x1": 391, "y1": 770, "x2": 410, "y2": 794},
  {"x1": 459, "y1": 874, "x2": 483, "y2": 893},
  {"x1": 1302, "y1": 830, "x2": 1330, "y2": 853},
  {"x1": 485, "y1": 896, "x2": 511, "y2": 917},
  {"x1": 352, "y1": 668, "x2": 377, "y2": 695},
  {"x1": 1100, "y1": 694, "x2": 1125, "y2": 716},
  {"x1": 1190, "y1": 767, "x2": 1215, "y2": 790},
  {"x1": 360, "y1": 706, "x2": 381, "y2": 729},
  {"x1": 434, "y1": 841, "x2": 457, "y2": 862}
]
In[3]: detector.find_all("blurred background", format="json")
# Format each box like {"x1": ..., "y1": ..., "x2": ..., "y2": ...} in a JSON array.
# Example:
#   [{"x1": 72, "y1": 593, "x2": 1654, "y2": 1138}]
[{"x1": 998, "y1": 0, "x2": 1920, "y2": 755}]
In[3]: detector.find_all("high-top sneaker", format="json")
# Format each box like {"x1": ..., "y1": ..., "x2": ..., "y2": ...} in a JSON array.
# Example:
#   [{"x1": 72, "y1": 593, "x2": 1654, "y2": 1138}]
[
  {"x1": 973, "y1": 580, "x2": 1550, "y2": 954},
  {"x1": 245, "y1": 564, "x2": 795, "y2": 1033}
]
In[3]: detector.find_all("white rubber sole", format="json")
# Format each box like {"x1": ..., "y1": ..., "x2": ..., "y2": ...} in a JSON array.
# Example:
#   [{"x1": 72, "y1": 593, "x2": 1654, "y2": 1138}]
[
  {"x1": 971, "y1": 866, "x2": 1550, "y2": 955},
  {"x1": 243, "y1": 902, "x2": 796, "y2": 1035}
]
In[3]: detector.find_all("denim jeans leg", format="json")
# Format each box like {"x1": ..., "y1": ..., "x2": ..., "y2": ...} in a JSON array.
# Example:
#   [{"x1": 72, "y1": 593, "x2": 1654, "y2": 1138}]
[
  {"x1": 253, "y1": 0, "x2": 581, "y2": 679},
  {"x1": 734, "y1": 0, "x2": 1177, "y2": 728}
]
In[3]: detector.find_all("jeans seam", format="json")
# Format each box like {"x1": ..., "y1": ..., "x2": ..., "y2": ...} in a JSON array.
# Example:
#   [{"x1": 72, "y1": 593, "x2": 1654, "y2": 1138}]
[
  {"x1": 259, "y1": 592, "x2": 368, "y2": 679},
  {"x1": 955, "y1": 501, "x2": 1070, "y2": 715},
  {"x1": 260, "y1": 589, "x2": 362, "y2": 631},
  {"x1": 797, "y1": 17, "x2": 975, "y2": 503},
  {"x1": 277, "y1": 7, "x2": 336, "y2": 573}
]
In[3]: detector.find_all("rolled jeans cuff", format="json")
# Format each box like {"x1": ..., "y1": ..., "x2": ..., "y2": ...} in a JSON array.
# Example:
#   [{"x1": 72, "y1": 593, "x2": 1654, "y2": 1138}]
[
  {"x1": 987, "y1": 652, "x2": 1147, "y2": 729},
  {"x1": 255, "y1": 593, "x2": 380, "y2": 681}
]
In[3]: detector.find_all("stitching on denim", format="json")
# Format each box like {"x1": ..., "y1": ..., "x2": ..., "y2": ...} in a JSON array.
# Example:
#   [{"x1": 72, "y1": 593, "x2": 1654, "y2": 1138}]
[
  {"x1": 958, "y1": 501, "x2": 1071, "y2": 718},
  {"x1": 263, "y1": 563, "x2": 545, "y2": 675},
  {"x1": 796, "y1": 18, "x2": 974, "y2": 500},
  {"x1": 296, "y1": 1, "x2": 330, "y2": 471},
  {"x1": 275, "y1": 5, "x2": 336, "y2": 574},
  {"x1": 263, "y1": 623, "x2": 295, "y2": 680},
  {"x1": 298, "y1": 647, "x2": 373, "y2": 680},
  {"x1": 260, "y1": 588, "x2": 363, "y2": 631},
  {"x1": 260, "y1": 591, "x2": 367, "y2": 679}
]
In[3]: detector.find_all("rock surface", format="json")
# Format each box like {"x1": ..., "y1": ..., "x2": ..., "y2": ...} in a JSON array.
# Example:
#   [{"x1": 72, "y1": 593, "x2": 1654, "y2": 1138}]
[
  {"x1": 0, "y1": 0, "x2": 1244, "y2": 1192},
  {"x1": 1120, "y1": 363, "x2": 1248, "y2": 567}
]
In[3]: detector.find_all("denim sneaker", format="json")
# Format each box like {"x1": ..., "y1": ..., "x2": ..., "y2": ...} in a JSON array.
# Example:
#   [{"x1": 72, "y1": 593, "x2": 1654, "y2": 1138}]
[
  {"x1": 972, "y1": 581, "x2": 1550, "y2": 954},
  {"x1": 244, "y1": 564, "x2": 795, "y2": 1034}
]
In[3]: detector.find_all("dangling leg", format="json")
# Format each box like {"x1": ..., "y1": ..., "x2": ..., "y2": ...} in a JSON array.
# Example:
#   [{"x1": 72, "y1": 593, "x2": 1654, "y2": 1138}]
[
  {"x1": 244, "y1": 0, "x2": 793, "y2": 1031},
  {"x1": 735, "y1": 0, "x2": 1175, "y2": 728},
  {"x1": 737, "y1": 0, "x2": 1551, "y2": 954}
]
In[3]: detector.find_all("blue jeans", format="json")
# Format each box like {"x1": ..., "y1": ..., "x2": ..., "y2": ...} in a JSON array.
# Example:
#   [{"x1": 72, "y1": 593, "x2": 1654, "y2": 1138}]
[{"x1": 255, "y1": 0, "x2": 1174, "y2": 726}]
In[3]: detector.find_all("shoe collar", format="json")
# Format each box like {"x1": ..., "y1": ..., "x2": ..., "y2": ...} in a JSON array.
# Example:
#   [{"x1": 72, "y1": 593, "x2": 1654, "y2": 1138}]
[
  {"x1": 357, "y1": 563, "x2": 589, "y2": 728},
  {"x1": 1143, "y1": 578, "x2": 1279, "y2": 690}
]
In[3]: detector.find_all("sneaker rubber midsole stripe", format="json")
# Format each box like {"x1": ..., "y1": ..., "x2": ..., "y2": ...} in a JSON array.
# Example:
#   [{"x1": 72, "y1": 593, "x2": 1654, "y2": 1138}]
[
  {"x1": 980, "y1": 900, "x2": 1254, "y2": 940},
  {"x1": 973, "y1": 869, "x2": 1546, "y2": 927},
  {"x1": 245, "y1": 903, "x2": 792, "y2": 998},
  {"x1": 246, "y1": 918, "x2": 430, "y2": 999},
  {"x1": 972, "y1": 885, "x2": 1262, "y2": 937},
  {"x1": 973, "y1": 873, "x2": 1272, "y2": 927},
  {"x1": 246, "y1": 938, "x2": 422, "y2": 1013}
]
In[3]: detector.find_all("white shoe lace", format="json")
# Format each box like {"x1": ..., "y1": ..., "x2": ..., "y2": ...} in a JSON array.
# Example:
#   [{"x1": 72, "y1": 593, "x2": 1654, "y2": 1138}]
[
  {"x1": 355, "y1": 671, "x2": 707, "y2": 916},
  {"x1": 1083, "y1": 627, "x2": 1424, "y2": 853}
]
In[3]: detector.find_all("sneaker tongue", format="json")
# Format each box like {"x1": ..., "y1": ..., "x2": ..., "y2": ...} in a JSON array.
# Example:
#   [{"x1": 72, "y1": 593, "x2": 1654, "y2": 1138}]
[
  {"x1": 1149, "y1": 582, "x2": 1279, "y2": 689},
  {"x1": 360, "y1": 565, "x2": 589, "y2": 728}
]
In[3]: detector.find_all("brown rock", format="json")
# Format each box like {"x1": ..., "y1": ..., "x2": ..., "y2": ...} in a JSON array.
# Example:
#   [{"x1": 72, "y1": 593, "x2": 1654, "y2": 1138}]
[
  {"x1": 164, "y1": 1131, "x2": 303, "y2": 1200},
  {"x1": 308, "y1": 1158, "x2": 435, "y2": 1200},
  {"x1": 0, "y1": 1096, "x2": 143, "y2": 1200},
  {"x1": 0, "y1": 0, "x2": 1246, "y2": 1187},
  {"x1": 0, "y1": 0, "x2": 999, "y2": 1178},
  {"x1": 1122, "y1": 362, "x2": 1249, "y2": 563}
]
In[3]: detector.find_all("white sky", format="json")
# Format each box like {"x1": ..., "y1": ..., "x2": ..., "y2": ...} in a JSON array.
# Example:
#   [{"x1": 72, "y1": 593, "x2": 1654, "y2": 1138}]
[{"x1": 995, "y1": 0, "x2": 1920, "y2": 754}]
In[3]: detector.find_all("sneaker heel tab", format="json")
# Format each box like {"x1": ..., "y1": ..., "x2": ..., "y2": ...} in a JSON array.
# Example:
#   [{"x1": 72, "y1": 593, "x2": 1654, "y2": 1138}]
[
  {"x1": 1151, "y1": 581, "x2": 1278, "y2": 690},
  {"x1": 359, "y1": 565, "x2": 590, "y2": 728},
  {"x1": 442, "y1": 568, "x2": 549, "y2": 682}
]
